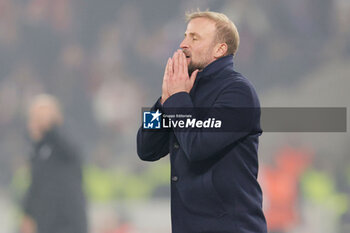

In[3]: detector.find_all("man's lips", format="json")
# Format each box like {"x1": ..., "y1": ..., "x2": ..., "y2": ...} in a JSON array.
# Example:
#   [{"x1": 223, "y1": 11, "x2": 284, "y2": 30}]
[
  {"x1": 182, "y1": 50, "x2": 191, "y2": 63},
  {"x1": 182, "y1": 50, "x2": 191, "y2": 58}
]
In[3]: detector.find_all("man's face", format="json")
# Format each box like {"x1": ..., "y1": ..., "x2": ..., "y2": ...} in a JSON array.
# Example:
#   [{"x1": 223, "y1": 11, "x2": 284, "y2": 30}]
[
  {"x1": 27, "y1": 101, "x2": 61, "y2": 141},
  {"x1": 180, "y1": 17, "x2": 218, "y2": 74}
]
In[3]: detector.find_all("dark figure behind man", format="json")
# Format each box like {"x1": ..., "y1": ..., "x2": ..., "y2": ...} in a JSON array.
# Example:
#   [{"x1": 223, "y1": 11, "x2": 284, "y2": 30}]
[{"x1": 21, "y1": 94, "x2": 87, "y2": 233}]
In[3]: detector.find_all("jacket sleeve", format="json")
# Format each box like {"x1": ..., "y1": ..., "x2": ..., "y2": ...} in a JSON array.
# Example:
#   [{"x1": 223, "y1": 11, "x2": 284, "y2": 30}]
[
  {"x1": 23, "y1": 182, "x2": 37, "y2": 217},
  {"x1": 22, "y1": 163, "x2": 43, "y2": 218},
  {"x1": 137, "y1": 98, "x2": 170, "y2": 161},
  {"x1": 162, "y1": 82, "x2": 260, "y2": 162}
]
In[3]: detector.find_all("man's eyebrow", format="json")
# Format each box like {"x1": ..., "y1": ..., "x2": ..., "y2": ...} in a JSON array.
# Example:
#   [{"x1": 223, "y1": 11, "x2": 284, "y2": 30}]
[{"x1": 184, "y1": 32, "x2": 201, "y2": 38}]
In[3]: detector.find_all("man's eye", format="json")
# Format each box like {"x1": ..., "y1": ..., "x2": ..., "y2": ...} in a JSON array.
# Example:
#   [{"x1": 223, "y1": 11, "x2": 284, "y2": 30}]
[{"x1": 192, "y1": 37, "x2": 197, "y2": 41}]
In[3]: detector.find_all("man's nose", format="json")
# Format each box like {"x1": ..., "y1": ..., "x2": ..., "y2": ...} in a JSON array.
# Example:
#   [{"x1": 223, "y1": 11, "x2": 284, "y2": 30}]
[{"x1": 180, "y1": 38, "x2": 188, "y2": 49}]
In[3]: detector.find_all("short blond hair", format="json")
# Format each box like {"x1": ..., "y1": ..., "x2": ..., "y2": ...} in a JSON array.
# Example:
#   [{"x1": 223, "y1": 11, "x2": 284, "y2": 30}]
[{"x1": 186, "y1": 10, "x2": 240, "y2": 56}]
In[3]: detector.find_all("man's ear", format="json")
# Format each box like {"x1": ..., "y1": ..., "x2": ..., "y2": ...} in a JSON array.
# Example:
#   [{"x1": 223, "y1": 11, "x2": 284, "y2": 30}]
[{"x1": 214, "y1": 43, "x2": 228, "y2": 58}]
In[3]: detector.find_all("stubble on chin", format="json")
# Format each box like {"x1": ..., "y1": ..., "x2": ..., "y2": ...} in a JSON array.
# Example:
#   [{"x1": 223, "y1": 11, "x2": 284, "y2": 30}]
[
  {"x1": 188, "y1": 60, "x2": 207, "y2": 76},
  {"x1": 188, "y1": 63, "x2": 196, "y2": 76}
]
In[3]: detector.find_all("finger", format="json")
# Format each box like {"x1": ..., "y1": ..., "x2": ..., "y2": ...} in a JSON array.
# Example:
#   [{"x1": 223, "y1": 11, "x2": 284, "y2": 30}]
[
  {"x1": 164, "y1": 58, "x2": 170, "y2": 79},
  {"x1": 177, "y1": 50, "x2": 182, "y2": 75},
  {"x1": 190, "y1": 69, "x2": 199, "y2": 85},
  {"x1": 172, "y1": 51, "x2": 178, "y2": 75},
  {"x1": 178, "y1": 49, "x2": 184, "y2": 74},
  {"x1": 181, "y1": 51, "x2": 187, "y2": 75},
  {"x1": 163, "y1": 58, "x2": 170, "y2": 89},
  {"x1": 168, "y1": 58, "x2": 173, "y2": 79},
  {"x1": 172, "y1": 51, "x2": 177, "y2": 59}
]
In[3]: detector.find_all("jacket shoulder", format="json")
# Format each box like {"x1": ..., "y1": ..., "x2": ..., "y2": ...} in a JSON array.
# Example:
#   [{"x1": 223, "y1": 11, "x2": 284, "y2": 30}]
[{"x1": 216, "y1": 69, "x2": 260, "y2": 107}]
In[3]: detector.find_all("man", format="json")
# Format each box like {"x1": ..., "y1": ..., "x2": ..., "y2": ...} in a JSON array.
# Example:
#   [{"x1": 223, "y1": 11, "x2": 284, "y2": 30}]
[
  {"x1": 137, "y1": 11, "x2": 267, "y2": 233},
  {"x1": 21, "y1": 94, "x2": 87, "y2": 233}
]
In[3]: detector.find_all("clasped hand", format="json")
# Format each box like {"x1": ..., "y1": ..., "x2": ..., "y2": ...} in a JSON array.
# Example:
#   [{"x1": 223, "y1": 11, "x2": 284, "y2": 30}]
[{"x1": 161, "y1": 49, "x2": 199, "y2": 104}]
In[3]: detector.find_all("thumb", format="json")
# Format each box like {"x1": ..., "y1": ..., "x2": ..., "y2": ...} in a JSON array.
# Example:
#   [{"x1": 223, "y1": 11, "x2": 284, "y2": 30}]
[{"x1": 190, "y1": 69, "x2": 199, "y2": 85}]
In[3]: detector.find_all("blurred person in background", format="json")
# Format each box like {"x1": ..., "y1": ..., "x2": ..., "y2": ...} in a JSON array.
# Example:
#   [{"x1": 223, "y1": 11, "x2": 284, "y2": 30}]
[
  {"x1": 261, "y1": 147, "x2": 312, "y2": 233},
  {"x1": 20, "y1": 94, "x2": 87, "y2": 233},
  {"x1": 137, "y1": 10, "x2": 266, "y2": 233}
]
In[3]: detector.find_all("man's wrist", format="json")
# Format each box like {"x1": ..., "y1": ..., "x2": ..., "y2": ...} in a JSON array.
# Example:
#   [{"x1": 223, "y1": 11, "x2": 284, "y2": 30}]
[
  {"x1": 160, "y1": 95, "x2": 168, "y2": 105},
  {"x1": 169, "y1": 88, "x2": 188, "y2": 96},
  {"x1": 162, "y1": 91, "x2": 192, "y2": 109}
]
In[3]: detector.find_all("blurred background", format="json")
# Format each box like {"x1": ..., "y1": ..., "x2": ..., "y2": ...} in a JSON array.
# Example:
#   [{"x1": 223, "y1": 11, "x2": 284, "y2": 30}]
[{"x1": 0, "y1": 0, "x2": 349, "y2": 232}]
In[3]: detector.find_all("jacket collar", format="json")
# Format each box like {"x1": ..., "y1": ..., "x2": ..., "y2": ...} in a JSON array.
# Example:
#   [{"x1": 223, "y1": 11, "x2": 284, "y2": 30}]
[
  {"x1": 197, "y1": 55, "x2": 234, "y2": 78},
  {"x1": 33, "y1": 126, "x2": 59, "y2": 148}
]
